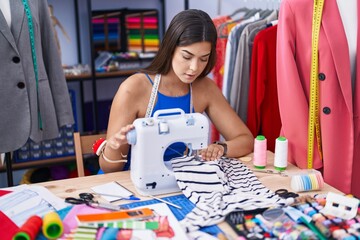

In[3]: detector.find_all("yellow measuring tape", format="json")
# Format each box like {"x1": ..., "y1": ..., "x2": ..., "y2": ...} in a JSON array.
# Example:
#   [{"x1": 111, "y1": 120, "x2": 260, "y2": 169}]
[{"x1": 307, "y1": 0, "x2": 325, "y2": 169}]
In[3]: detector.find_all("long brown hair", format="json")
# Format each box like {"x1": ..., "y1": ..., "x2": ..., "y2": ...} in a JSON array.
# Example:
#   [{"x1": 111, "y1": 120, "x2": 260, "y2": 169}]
[{"x1": 142, "y1": 9, "x2": 217, "y2": 79}]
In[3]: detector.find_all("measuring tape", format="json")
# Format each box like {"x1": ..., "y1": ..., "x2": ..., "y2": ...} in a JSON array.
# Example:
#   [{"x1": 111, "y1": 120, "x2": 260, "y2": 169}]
[
  {"x1": 307, "y1": 0, "x2": 324, "y2": 169},
  {"x1": 22, "y1": 0, "x2": 43, "y2": 129}
]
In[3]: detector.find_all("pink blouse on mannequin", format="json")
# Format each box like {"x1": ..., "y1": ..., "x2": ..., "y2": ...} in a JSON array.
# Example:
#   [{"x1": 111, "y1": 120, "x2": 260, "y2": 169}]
[{"x1": 277, "y1": 0, "x2": 360, "y2": 196}]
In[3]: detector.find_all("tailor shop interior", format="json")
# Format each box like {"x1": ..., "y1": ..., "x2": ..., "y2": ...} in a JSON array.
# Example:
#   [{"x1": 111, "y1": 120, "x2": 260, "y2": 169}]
[{"x1": 1, "y1": 0, "x2": 360, "y2": 239}]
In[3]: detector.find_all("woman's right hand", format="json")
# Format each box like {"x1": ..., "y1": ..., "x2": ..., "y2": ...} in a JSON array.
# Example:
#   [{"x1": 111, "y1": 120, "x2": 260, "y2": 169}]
[{"x1": 106, "y1": 124, "x2": 135, "y2": 150}]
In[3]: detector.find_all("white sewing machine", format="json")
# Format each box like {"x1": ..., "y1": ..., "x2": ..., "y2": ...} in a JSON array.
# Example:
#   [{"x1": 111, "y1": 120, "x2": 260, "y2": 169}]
[{"x1": 126, "y1": 108, "x2": 209, "y2": 196}]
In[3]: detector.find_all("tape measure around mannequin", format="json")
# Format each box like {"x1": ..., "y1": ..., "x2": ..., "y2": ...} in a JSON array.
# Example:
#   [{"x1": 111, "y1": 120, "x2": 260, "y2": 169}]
[
  {"x1": 307, "y1": 0, "x2": 324, "y2": 169},
  {"x1": 21, "y1": 0, "x2": 42, "y2": 129}
]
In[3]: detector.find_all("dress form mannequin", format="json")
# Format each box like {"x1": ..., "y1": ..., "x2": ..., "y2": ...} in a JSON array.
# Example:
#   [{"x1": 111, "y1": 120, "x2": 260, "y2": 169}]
[
  {"x1": 277, "y1": 0, "x2": 360, "y2": 195},
  {"x1": 0, "y1": 0, "x2": 74, "y2": 186},
  {"x1": 0, "y1": 0, "x2": 74, "y2": 152},
  {"x1": 0, "y1": 0, "x2": 14, "y2": 186}
]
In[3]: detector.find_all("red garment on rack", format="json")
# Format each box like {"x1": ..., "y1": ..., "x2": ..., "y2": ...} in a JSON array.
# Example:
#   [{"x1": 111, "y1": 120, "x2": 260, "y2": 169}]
[
  {"x1": 211, "y1": 15, "x2": 231, "y2": 142},
  {"x1": 212, "y1": 15, "x2": 231, "y2": 90},
  {"x1": 247, "y1": 24, "x2": 281, "y2": 152}
]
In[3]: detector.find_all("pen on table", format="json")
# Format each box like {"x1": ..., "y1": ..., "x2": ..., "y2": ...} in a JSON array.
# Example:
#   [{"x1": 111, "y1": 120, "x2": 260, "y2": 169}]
[
  {"x1": 147, "y1": 195, "x2": 182, "y2": 209},
  {"x1": 114, "y1": 181, "x2": 137, "y2": 196},
  {"x1": 95, "y1": 192, "x2": 141, "y2": 201}
]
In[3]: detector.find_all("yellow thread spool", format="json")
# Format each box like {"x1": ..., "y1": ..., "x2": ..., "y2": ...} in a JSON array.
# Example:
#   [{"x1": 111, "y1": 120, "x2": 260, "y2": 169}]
[{"x1": 42, "y1": 211, "x2": 63, "y2": 239}]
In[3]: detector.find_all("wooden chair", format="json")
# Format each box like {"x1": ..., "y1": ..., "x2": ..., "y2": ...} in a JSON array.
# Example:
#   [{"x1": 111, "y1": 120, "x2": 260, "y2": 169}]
[{"x1": 73, "y1": 132, "x2": 106, "y2": 177}]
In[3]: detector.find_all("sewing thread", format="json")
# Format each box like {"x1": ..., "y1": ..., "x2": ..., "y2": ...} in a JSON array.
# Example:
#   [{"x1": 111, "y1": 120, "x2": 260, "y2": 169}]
[
  {"x1": 42, "y1": 211, "x2": 63, "y2": 240},
  {"x1": 253, "y1": 135, "x2": 267, "y2": 169},
  {"x1": 13, "y1": 215, "x2": 42, "y2": 240},
  {"x1": 290, "y1": 170, "x2": 324, "y2": 192},
  {"x1": 274, "y1": 136, "x2": 288, "y2": 171}
]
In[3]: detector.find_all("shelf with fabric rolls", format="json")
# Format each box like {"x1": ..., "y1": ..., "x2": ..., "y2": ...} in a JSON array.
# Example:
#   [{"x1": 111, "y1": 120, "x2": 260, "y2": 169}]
[
  {"x1": 65, "y1": 70, "x2": 140, "y2": 82},
  {"x1": 78, "y1": 4, "x2": 163, "y2": 133}
]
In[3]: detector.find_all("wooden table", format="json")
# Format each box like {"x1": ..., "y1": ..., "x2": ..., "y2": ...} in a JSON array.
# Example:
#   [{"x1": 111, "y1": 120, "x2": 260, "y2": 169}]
[{"x1": 36, "y1": 151, "x2": 341, "y2": 239}]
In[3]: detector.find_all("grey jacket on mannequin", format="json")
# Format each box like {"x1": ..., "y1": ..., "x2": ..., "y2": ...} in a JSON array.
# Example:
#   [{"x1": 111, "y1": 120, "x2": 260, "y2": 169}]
[{"x1": 0, "y1": 0, "x2": 74, "y2": 153}]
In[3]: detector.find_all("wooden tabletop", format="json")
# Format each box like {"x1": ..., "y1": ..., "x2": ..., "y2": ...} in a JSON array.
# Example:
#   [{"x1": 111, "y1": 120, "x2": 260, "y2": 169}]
[
  {"x1": 36, "y1": 151, "x2": 341, "y2": 239},
  {"x1": 37, "y1": 151, "x2": 340, "y2": 196}
]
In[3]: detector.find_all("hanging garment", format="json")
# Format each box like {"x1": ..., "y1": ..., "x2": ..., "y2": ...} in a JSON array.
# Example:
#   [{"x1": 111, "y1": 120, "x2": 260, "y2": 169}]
[
  {"x1": 277, "y1": 0, "x2": 360, "y2": 195},
  {"x1": 171, "y1": 156, "x2": 287, "y2": 232},
  {"x1": 0, "y1": 0, "x2": 74, "y2": 152},
  {"x1": 247, "y1": 24, "x2": 281, "y2": 152},
  {"x1": 210, "y1": 16, "x2": 232, "y2": 142},
  {"x1": 230, "y1": 11, "x2": 278, "y2": 123},
  {"x1": 222, "y1": 14, "x2": 260, "y2": 101},
  {"x1": 212, "y1": 15, "x2": 232, "y2": 91}
]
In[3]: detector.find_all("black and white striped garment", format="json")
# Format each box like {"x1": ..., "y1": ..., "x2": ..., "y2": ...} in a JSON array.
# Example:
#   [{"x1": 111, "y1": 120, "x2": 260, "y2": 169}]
[{"x1": 171, "y1": 156, "x2": 288, "y2": 232}]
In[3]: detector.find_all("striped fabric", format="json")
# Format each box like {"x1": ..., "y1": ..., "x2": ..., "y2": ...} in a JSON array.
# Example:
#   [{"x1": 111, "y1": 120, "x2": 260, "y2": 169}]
[{"x1": 171, "y1": 156, "x2": 288, "y2": 232}]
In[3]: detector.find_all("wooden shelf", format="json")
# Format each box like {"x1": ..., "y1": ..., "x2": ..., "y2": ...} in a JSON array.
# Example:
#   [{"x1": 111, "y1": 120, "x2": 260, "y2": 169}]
[
  {"x1": 0, "y1": 156, "x2": 75, "y2": 172},
  {"x1": 65, "y1": 69, "x2": 140, "y2": 81}
]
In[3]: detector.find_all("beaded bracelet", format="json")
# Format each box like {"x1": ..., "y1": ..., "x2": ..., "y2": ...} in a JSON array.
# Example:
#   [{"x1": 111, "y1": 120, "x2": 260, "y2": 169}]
[{"x1": 93, "y1": 138, "x2": 127, "y2": 163}]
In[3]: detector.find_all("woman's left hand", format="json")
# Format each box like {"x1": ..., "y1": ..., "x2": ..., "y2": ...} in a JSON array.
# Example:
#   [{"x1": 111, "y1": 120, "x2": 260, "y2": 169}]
[{"x1": 199, "y1": 143, "x2": 225, "y2": 161}]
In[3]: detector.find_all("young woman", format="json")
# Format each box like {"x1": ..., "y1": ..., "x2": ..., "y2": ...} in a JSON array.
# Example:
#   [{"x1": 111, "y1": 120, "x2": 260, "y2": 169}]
[{"x1": 99, "y1": 9, "x2": 254, "y2": 173}]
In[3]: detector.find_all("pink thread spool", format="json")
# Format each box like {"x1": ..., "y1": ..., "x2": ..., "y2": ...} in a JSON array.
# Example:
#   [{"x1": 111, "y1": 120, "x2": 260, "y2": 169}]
[{"x1": 253, "y1": 135, "x2": 267, "y2": 169}]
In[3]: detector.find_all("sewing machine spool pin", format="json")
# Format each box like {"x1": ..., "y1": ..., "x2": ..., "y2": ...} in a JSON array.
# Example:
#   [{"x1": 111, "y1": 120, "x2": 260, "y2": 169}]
[{"x1": 127, "y1": 108, "x2": 209, "y2": 196}]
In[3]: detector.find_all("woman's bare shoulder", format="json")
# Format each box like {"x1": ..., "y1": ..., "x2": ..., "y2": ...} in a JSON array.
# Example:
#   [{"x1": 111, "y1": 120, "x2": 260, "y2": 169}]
[
  {"x1": 193, "y1": 76, "x2": 220, "y2": 93},
  {"x1": 119, "y1": 73, "x2": 152, "y2": 95},
  {"x1": 111, "y1": 73, "x2": 153, "y2": 117}
]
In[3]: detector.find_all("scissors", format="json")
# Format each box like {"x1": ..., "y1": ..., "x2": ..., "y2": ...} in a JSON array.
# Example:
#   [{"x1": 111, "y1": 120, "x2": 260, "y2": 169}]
[
  {"x1": 275, "y1": 189, "x2": 299, "y2": 199},
  {"x1": 65, "y1": 193, "x2": 122, "y2": 211},
  {"x1": 251, "y1": 169, "x2": 288, "y2": 177}
]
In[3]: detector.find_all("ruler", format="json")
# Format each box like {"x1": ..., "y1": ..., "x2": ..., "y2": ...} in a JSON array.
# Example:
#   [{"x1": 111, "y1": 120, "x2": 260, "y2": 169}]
[{"x1": 307, "y1": 0, "x2": 324, "y2": 169}]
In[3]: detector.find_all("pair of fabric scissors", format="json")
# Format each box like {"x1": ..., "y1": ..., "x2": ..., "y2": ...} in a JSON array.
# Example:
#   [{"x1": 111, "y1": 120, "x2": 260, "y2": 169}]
[
  {"x1": 65, "y1": 193, "x2": 122, "y2": 211},
  {"x1": 275, "y1": 189, "x2": 299, "y2": 199},
  {"x1": 251, "y1": 168, "x2": 288, "y2": 177}
]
